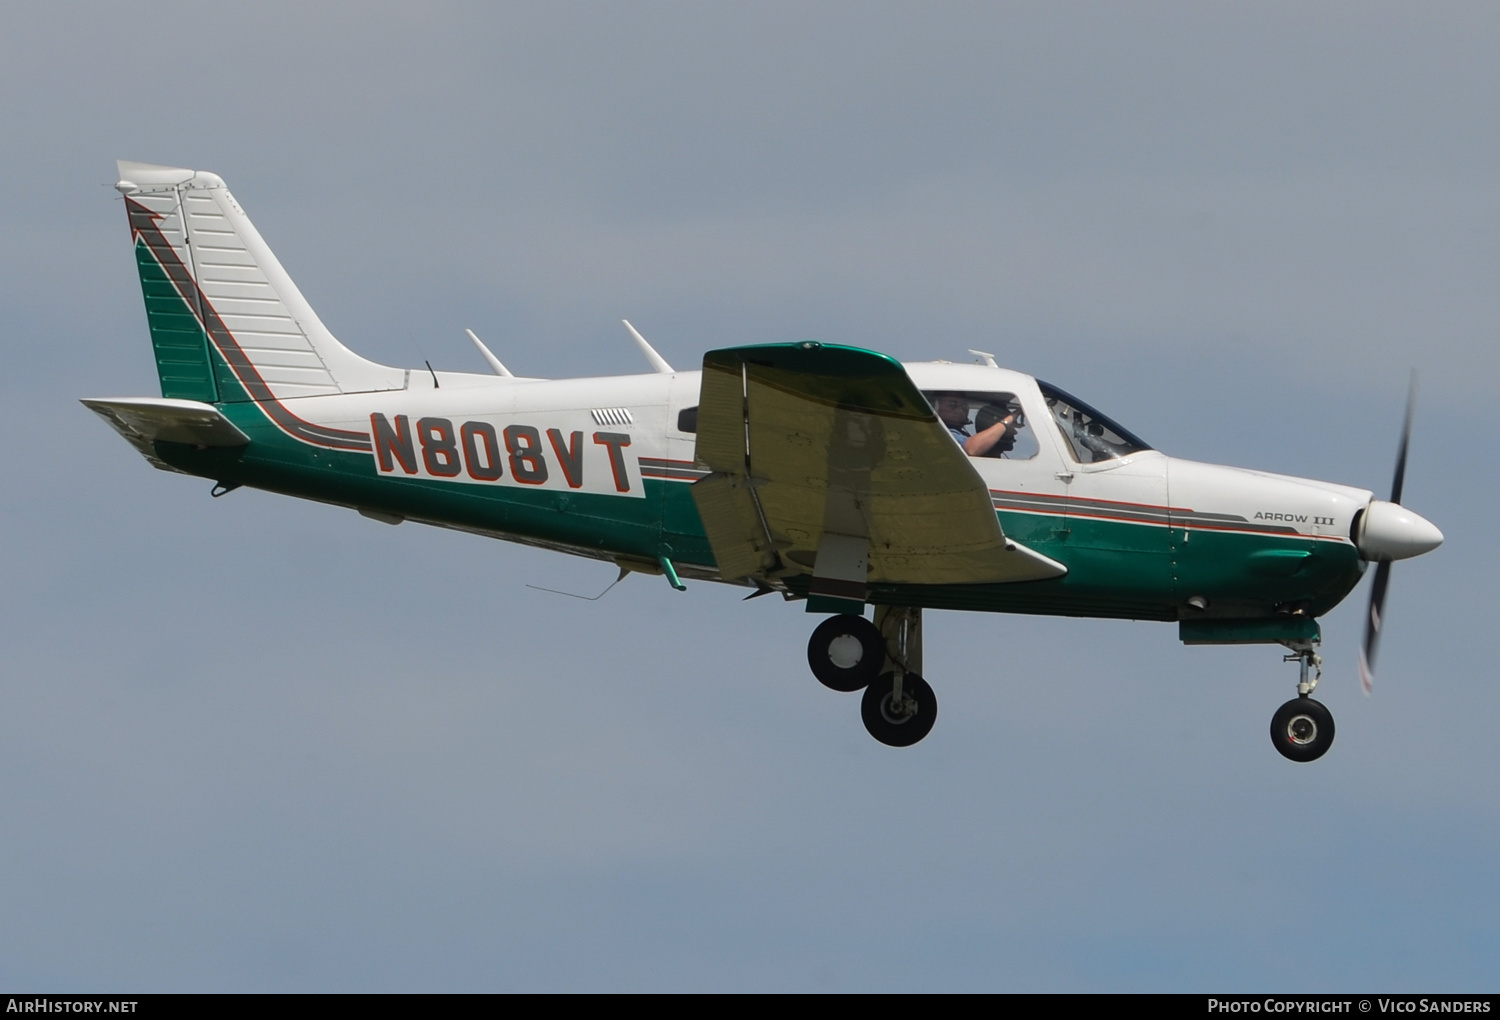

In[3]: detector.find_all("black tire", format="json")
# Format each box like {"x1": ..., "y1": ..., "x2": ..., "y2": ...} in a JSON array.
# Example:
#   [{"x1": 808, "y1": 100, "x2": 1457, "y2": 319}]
[
  {"x1": 807, "y1": 614, "x2": 886, "y2": 692},
  {"x1": 860, "y1": 671, "x2": 937, "y2": 747},
  {"x1": 1270, "y1": 696, "x2": 1335, "y2": 762}
]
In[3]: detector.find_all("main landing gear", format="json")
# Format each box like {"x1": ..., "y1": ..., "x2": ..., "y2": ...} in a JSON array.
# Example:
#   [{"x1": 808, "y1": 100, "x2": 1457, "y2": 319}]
[
  {"x1": 807, "y1": 606, "x2": 936, "y2": 747},
  {"x1": 807, "y1": 614, "x2": 884, "y2": 692},
  {"x1": 1270, "y1": 645, "x2": 1335, "y2": 763}
]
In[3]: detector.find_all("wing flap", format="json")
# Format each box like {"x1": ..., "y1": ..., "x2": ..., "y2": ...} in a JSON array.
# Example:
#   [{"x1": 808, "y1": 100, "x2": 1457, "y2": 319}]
[{"x1": 690, "y1": 473, "x2": 777, "y2": 580}]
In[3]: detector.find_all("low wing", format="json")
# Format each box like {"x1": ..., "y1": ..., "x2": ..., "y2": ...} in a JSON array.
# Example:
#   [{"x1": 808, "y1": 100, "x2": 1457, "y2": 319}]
[
  {"x1": 690, "y1": 343, "x2": 1064, "y2": 595},
  {"x1": 82, "y1": 397, "x2": 249, "y2": 473}
]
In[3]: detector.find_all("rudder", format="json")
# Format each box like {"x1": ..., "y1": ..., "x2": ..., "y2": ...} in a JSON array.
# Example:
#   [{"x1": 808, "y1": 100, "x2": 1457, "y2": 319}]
[{"x1": 125, "y1": 184, "x2": 218, "y2": 402}]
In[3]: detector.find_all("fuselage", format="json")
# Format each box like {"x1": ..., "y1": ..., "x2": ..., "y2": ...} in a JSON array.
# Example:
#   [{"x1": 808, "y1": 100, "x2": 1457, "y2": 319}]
[
  {"x1": 105, "y1": 159, "x2": 1393, "y2": 631},
  {"x1": 150, "y1": 358, "x2": 1373, "y2": 626},
  {"x1": 97, "y1": 159, "x2": 1450, "y2": 757}
]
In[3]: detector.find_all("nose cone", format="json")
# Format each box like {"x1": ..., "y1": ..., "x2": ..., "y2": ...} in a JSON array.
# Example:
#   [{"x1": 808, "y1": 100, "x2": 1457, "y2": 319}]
[{"x1": 1356, "y1": 499, "x2": 1444, "y2": 561}]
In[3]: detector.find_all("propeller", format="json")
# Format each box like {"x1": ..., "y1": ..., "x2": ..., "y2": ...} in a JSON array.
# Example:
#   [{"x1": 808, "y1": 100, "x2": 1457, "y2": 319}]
[{"x1": 1356, "y1": 376, "x2": 1426, "y2": 694}]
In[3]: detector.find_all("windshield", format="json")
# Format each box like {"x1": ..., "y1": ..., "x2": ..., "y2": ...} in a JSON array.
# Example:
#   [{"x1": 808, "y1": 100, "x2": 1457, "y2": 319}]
[{"x1": 1037, "y1": 382, "x2": 1151, "y2": 463}]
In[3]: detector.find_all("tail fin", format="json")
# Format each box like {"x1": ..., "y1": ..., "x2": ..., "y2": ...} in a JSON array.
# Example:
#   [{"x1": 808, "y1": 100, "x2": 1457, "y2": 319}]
[{"x1": 115, "y1": 161, "x2": 404, "y2": 403}]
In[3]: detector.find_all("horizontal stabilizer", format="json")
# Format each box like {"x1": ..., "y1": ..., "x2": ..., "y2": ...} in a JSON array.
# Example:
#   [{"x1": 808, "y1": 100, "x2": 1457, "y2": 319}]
[{"x1": 82, "y1": 397, "x2": 248, "y2": 472}]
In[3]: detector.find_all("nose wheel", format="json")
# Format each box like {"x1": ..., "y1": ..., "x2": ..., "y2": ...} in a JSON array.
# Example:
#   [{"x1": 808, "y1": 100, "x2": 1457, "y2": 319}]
[
  {"x1": 1271, "y1": 645, "x2": 1335, "y2": 762},
  {"x1": 1271, "y1": 696, "x2": 1335, "y2": 762}
]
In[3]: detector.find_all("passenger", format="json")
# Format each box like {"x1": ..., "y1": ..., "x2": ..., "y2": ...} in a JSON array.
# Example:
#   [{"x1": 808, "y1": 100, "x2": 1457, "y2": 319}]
[{"x1": 932, "y1": 393, "x2": 975, "y2": 446}]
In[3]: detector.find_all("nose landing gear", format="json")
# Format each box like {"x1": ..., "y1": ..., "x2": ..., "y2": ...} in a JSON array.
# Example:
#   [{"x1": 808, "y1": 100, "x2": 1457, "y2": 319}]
[
  {"x1": 1271, "y1": 645, "x2": 1335, "y2": 762},
  {"x1": 807, "y1": 605, "x2": 935, "y2": 746}
]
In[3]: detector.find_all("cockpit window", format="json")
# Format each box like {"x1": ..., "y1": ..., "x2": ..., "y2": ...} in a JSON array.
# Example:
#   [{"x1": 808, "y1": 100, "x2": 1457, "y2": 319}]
[
  {"x1": 1037, "y1": 381, "x2": 1151, "y2": 463},
  {"x1": 921, "y1": 390, "x2": 1038, "y2": 460}
]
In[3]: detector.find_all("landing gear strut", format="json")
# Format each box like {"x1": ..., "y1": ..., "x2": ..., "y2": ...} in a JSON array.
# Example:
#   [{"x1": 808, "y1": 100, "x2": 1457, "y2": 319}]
[
  {"x1": 1271, "y1": 644, "x2": 1335, "y2": 762},
  {"x1": 807, "y1": 605, "x2": 937, "y2": 747}
]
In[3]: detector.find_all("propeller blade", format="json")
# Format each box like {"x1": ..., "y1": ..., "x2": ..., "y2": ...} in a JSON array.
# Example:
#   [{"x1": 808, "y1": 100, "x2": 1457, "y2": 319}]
[
  {"x1": 1361, "y1": 375, "x2": 1417, "y2": 695},
  {"x1": 1358, "y1": 559, "x2": 1392, "y2": 695},
  {"x1": 1389, "y1": 373, "x2": 1416, "y2": 506}
]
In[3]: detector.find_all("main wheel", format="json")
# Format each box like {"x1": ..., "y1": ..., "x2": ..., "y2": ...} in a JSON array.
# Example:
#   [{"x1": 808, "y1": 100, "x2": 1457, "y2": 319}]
[
  {"x1": 807, "y1": 614, "x2": 885, "y2": 692},
  {"x1": 860, "y1": 671, "x2": 937, "y2": 747},
  {"x1": 1270, "y1": 696, "x2": 1335, "y2": 762}
]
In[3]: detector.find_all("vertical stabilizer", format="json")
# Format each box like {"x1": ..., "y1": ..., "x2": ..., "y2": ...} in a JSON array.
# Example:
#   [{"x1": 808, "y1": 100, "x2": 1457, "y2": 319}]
[{"x1": 115, "y1": 161, "x2": 404, "y2": 403}]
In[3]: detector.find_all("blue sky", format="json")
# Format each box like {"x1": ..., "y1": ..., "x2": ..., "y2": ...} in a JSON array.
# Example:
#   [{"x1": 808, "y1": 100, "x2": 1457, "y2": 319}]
[{"x1": 0, "y1": 2, "x2": 1495, "y2": 991}]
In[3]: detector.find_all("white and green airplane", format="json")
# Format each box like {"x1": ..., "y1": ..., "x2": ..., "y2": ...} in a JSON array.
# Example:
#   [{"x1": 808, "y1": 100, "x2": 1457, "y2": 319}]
[{"x1": 86, "y1": 161, "x2": 1443, "y2": 759}]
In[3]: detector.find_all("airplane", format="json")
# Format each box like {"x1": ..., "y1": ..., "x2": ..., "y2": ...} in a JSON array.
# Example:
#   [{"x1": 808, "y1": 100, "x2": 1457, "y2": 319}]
[{"x1": 85, "y1": 160, "x2": 1444, "y2": 760}]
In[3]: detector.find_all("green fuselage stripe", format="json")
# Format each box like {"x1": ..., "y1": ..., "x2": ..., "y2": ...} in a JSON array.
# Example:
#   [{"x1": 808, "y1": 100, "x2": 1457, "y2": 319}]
[{"x1": 155, "y1": 411, "x2": 1363, "y2": 622}]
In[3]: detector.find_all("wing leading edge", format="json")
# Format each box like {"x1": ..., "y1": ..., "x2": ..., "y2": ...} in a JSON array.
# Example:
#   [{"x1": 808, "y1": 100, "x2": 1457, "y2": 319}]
[{"x1": 690, "y1": 343, "x2": 1065, "y2": 605}]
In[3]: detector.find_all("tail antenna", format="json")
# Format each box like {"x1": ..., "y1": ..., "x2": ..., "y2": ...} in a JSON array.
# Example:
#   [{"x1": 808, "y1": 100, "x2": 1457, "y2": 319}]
[
  {"x1": 622, "y1": 320, "x2": 674, "y2": 374},
  {"x1": 466, "y1": 329, "x2": 514, "y2": 377}
]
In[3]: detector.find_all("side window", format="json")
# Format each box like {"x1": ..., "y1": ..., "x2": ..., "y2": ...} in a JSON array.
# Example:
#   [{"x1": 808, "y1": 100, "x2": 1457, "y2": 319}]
[
  {"x1": 921, "y1": 391, "x2": 1038, "y2": 460},
  {"x1": 676, "y1": 406, "x2": 698, "y2": 433}
]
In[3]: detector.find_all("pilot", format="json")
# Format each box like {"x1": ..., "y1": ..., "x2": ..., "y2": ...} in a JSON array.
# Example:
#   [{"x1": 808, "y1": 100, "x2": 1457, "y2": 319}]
[
  {"x1": 968, "y1": 401, "x2": 1022, "y2": 457},
  {"x1": 933, "y1": 392, "x2": 1022, "y2": 458}
]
